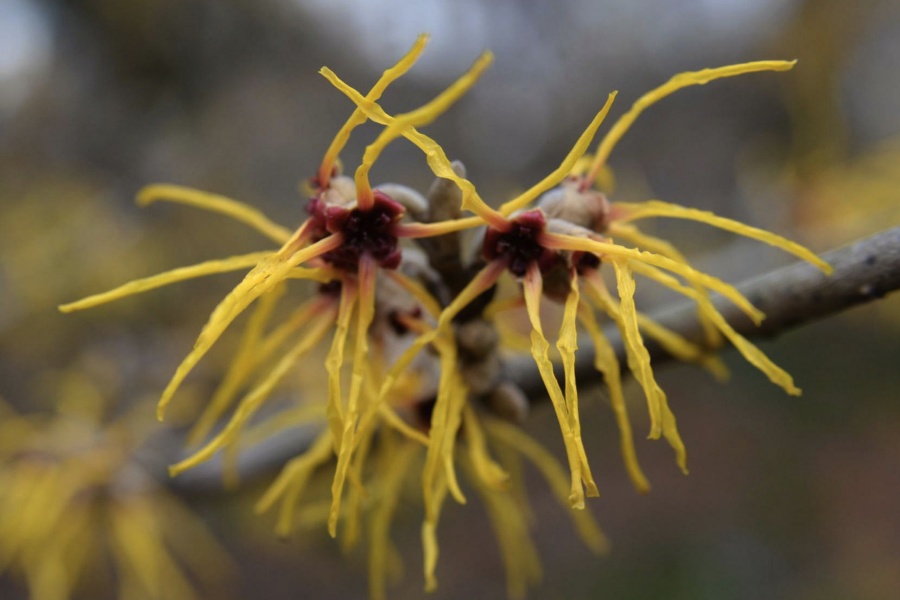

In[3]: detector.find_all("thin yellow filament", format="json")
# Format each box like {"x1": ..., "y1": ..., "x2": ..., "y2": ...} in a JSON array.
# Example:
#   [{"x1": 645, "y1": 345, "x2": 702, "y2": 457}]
[
  {"x1": 522, "y1": 263, "x2": 594, "y2": 508},
  {"x1": 499, "y1": 92, "x2": 617, "y2": 217},
  {"x1": 318, "y1": 34, "x2": 430, "y2": 187},
  {"x1": 484, "y1": 417, "x2": 609, "y2": 552},
  {"x1": 137, "y1": 184, "x2": 292, "y2": 244},
  {"x1": 348, "y1": 52, "x2": 494, "y2": 209},
  {"x1": 629, "y1": 260, "x2": 801, "y2": 395},
  {"x1": 540, "y1": 231, "x2": 765, "y2": 325},
  {"x1": 576, "y1": 302, "x2": 650, "y2": 493},
  {"x1": 59, "y1": 252, "x2": 272, "y2": 313},
  {"x1": 614, "y1": 200, "x2": 832, "y2": 273},
  {"x1": 156, "y1": 233, "x2": 344, "y2": 420},
  {"x1": 585, "y1": 60, "x2": 797, "y2": 186},
  {"x1": 169, "y1": 308, "x2": 337, "y2": 476},
  {"x1": 319, "y1": 67, "x2": 510, "y2": 230}
]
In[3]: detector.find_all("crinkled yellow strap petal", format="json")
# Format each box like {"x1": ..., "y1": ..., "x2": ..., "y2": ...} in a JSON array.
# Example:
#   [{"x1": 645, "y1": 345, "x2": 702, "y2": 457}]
[
  {"x1": 586, "y1": 60, "x2": 796, "y2": 184},
  {"x1": 187, "y1": 284, "x2": 285, "y2": 448},
  {"x1": 169, "y1": 310, "x2": 336, "y2": 476},
  {"x1": 378, "y1": 404, "x2": 429, "y2": 446},
  {"x1": 385, "y1": 270, "x2": 442, "y2": 318},
  {"x1": 462, "y1": 404, "x2": 509, "y2": 490},
  {"x1": 604, "y1": 262, "x2": 663, "y2": 438},
  {"x1": 604, "y1": 263, "x2": 687, "y2": 471},
  {"x1": 499, "y1": 92, "x2": 617, "y2": 217},
  {"x1": 610, "y1": 222, "x2": 721, "y2": 347},
  {"x1": 255, "y1": 429, "x2": 333, "y2": 516},
  {"x1": 319, "y1": 34, "x2": 430, "y2": 187},
  {"x1": 348, "y1": 51, "x2": 493, "y2": 208},
  {"x1": 630, "y1": 260, "x2": 801, "y2": 395},
  {"x1": 59, "y1": 251, "x2": 272, "y2": 313},
  {"x1": 328, "y1": 256, "x2": 378, "y2": 538},
  {"x1": 484, "y1": 417, "x2": 609, "y2": 552},
  {"x1": 138, "y1": 184, "x2": 291, "y2": 244},
  {"x1": 375, "y1": 259, "x2": 505, "y2": 410},
  {"x1": 462, "y1": 455, "x2": 542, "y2": 598},
  {"x1": 422, "y1": 470, "x2": 449, "y2": 592},
  {"x1": 635, "y1": 311, "x2": 729, "y2": 381},
  {"x1": 156, "y1": 233, "x2": 344, "y2": 420},
  {"x1": 325, "y1": 277, "x2": 357, "y2": 452},
  {"x1": 614, "y1": 200, "x2": 832, "y2": 273},
  {"x1": 522, "y1": 263, "x2": 591, "y2": 508},
  {"x1": 319, "y1": 67, "x2": 509, "y2": 230},
  {"x1": 369, "y1": 440, "x2": 417, "y2": 600},
  {"x1": 540, "y1": 231, "x2": 765, "y2": 325},
  {"x1": 556, "y1": 270, "x2": 599, "y2": 496},
  {"x1": 577, "y1": 301, "x2": 650, "y2": 493}
]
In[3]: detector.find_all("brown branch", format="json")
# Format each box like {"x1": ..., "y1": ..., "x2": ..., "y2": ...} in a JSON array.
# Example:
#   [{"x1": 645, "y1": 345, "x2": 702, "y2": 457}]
[{"x1": 166, "y1": 226, "x2": 900, "y2": 493}]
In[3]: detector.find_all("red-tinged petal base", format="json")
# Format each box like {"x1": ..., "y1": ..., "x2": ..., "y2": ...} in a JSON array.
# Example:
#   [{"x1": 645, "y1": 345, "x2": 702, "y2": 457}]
[
  {"x1": 482, "y1": 210, "x2": 560, "y2": 277},
  {"x1": 309, "y1": 190, "x2": 406, "y2": 270}
]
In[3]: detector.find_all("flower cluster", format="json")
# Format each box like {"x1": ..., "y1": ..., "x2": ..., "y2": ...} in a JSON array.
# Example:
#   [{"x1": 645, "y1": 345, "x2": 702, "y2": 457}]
[
  {"x1": 61, "y1": 35, "x2": 830, "y2": 597},
  {"x1": 0, "y1": 375, "x2": 230, "y2": 600}
]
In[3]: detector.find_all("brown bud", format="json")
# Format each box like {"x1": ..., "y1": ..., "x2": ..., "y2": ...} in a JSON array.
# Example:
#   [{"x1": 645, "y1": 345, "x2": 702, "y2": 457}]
[
  {"x1": 537, "y1": 178, "x2": 610, "y2": 233},
  {"x1": 486, "y1": 382, "x2": 530, "y2": 424}
]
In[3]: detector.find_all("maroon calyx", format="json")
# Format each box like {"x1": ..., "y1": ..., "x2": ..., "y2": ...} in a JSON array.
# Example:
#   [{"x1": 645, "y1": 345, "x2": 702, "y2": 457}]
[
  {"x1": 482, "y1": 210, "x2": 560, "y2": 277},
  {"x1": 574, "y1": 251, "x2": 601, "y2": 274},
  {"x1": 318, "y1": 279, "x2": 343, "y2": 297},
  {"x1": 318, "y1": 190, "x2": 405, "y2": 270}
]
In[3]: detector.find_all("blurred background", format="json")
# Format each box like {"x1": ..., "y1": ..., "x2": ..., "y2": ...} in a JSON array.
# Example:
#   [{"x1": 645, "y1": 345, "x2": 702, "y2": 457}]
[{"x1": 1, "y1": 0, "x2": 899, "y2": 598}]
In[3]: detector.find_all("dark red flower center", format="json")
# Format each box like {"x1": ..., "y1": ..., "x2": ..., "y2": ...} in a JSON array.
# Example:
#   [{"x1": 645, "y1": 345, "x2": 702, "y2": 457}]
[
  {"x1": 482, "y1": 210, "x2": 560, "y2": 277},
  {"x1": 314, "y1": 190, "x2": 405, "y2": 270}
]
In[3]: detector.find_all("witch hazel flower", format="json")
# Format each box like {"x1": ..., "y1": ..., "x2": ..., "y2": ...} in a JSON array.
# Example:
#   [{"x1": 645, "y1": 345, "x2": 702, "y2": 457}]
[
  {"x1": 60, "y1": 35, "x2": 498, "y2": 535},
  {"x1": 327, "y1": 58, "x2": 832, "y2": 503}
]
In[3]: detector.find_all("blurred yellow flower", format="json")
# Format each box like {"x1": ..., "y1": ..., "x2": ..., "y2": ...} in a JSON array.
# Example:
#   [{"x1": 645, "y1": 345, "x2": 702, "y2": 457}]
[{"x1": 0, "y1": 374, "x2": 231, "y2": 600}]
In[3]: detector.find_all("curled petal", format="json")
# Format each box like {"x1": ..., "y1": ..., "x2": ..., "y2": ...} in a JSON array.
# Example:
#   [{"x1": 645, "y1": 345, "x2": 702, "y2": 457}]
[
  {"x1": 485, "y1": 417, "x2": 609, "y2": 552},
  {"x1": 319, "y1": 34, "x2": 430, "y2": 187},
  {"x1": 540, "y1": 231, "x2": 765, "y2": 325},
  {"x1": 499, "y1": 92, "x2": 617, "y2": 217},
  {"x1": 156, "y1": 233, "x2": 344, "y2": 420},
  {"x1": 138, "y1": 184, "x2": 291, "y2": 244},
  {"x1": 585, "y1": 60, "x2": 797, "y2": 186},
  {"x1": 613, "y1": 200, "x2": 832, "y2": 273},
  {"x1": 59, "y1": 252, "x2": 272, "y2": 313},
  {"x1": 630, "y1": 261, "x2": 801, "y2": 395},
  {"x1": 522, "y1": 263, "x2": 594, "y2": 507},
  {"x1": 169, "y1": 307, "x2": 337, "y2": 476},
  {"x1": 576, "y1": 302, "x2": 650, "y2": 493},
  {"x1": 320, "y1": 67, "x2": 510, "y2": 230}
]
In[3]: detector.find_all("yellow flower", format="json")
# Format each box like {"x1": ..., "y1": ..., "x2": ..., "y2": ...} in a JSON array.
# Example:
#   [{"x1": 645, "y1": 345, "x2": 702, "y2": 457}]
[
  {"x1": 245, "y1": 360, "x2": 606, "y2": 599},
  {"x1": 0, "y1": 376, "x2": 231, "y2": 600},
  {"x1": 326, "y1": 59, "x2": 832, "y2": 502},
  {"x1": 60, "y1": 35, "x2": 507, "y2": 551}
]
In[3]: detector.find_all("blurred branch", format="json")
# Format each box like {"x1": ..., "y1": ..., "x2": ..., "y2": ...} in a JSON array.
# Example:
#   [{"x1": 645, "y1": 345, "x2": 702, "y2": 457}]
[{"x1": 166, "y1": 225, "x2": 900, "y2": 494}]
